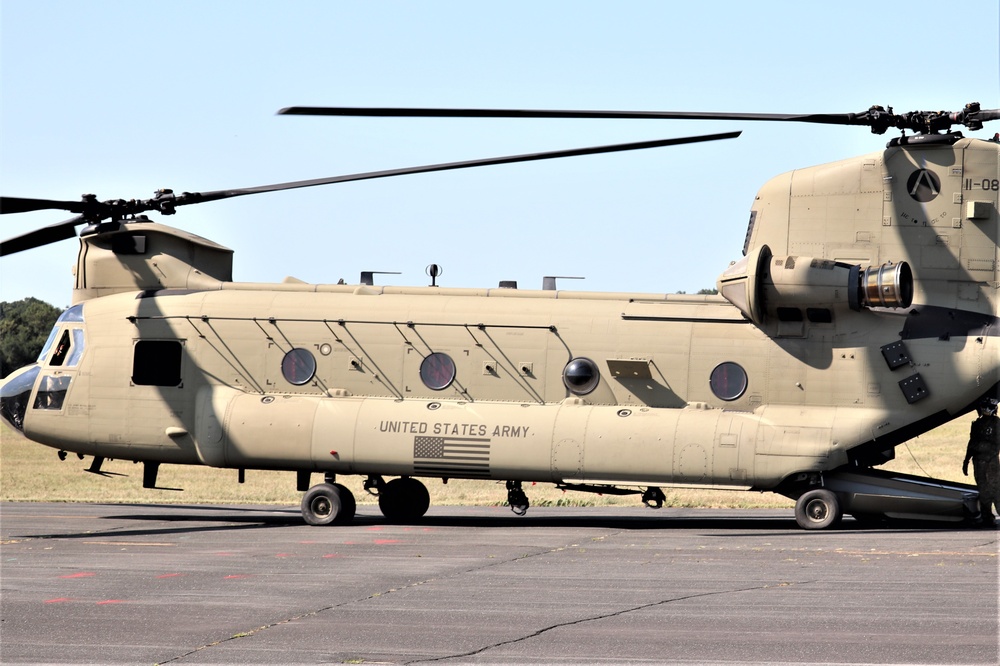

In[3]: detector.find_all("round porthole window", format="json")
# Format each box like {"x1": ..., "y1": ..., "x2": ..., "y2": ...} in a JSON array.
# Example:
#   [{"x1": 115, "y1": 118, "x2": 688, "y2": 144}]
[
  {"x1": 420, "y1": 352, "x2": 457, "y2": 391},
  {"x1": 710, "y1": 362, "x2": 748, "y2": 401},
  {"x1": 281, "y1": 348, "x2": 317, "y2": 386},
  {"x1": 563, "y1": 357, "x2": 600, "y2": 395}
]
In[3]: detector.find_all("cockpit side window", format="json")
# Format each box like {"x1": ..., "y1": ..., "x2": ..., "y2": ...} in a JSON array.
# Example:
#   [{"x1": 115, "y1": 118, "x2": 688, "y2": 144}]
[
  {"x1": 50, "y1": 330, "x2": 71, "y2": 366},
  {"x1": 33, "y1": 375, "x2": 72, "y2": 411},
  {"x1": 66, "y1": 329, "x2": 86, "y2": 366},
  {"x1": 44, "y1": 328, "x2": 86, "y2": 367},
  {"x1": 37, "y1": 305, "x2": 86, "y2": 365}
]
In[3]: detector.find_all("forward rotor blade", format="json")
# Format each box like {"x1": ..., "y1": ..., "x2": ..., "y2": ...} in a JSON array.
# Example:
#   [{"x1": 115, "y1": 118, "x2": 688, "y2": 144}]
[
  {"x1": 280, "y1": 106, "x2": 855, "y2": 125},
  {"x1": 1, "y1": 131, "x2": 739, "y2": 256},
  {"x1": 0, "y1": 196, "x2": 90, "y2": 215},
  {"x1": 0, "y1": 215, "x2": 84, "y2": 257},
  {"x1": 176, "y1": 131, "x2": 741, "y2": 207}
]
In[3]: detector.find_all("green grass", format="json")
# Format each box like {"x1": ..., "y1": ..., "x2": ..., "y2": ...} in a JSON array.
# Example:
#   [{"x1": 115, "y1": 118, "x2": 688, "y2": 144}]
[{"x1": 0, "y1": 413, "x2": 973, "y2": 510}]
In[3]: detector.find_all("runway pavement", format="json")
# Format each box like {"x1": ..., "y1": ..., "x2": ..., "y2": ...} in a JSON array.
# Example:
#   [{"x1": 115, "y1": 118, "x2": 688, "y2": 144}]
[{"x1": 0, "y1": 502, "x2": 997, "y2": 665}]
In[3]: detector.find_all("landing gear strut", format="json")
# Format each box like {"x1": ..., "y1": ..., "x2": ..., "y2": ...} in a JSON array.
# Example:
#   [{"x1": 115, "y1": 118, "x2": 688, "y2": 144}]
[
  {"x1": 642, "y1": 486, "x2": 666, "y2": 509},
  {"x1": 506, "y1": 480, "x2": 529, "y2": 516},
  {"x1": 363, "y1": 474, "x2": 385, "y2": 496}
]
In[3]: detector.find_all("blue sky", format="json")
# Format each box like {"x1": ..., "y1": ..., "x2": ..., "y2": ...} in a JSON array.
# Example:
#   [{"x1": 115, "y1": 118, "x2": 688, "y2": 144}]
[{"x1": 2, "y1": 1, "x2": 998, "y2": 308}]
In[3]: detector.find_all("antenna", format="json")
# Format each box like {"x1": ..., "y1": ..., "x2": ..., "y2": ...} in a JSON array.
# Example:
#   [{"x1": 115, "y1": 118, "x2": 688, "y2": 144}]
[
  {"x1": 542, "y1": 276, "x2": 584, "y2": 291},
  {"x1": 360, "y1": 271, "x2": 401, "y2": 286},
  {"x1": 425, "y1": 263, "x2": 443, "y2": 287}
]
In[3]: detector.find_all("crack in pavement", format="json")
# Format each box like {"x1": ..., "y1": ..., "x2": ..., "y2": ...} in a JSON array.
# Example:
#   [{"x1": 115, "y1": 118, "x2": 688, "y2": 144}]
[
  {"x1": 155, "y1": 530, "x2": 627, "y2": 664},
  {"x1": 403, "y1": 580, "x2": 817, "y2": 665}
]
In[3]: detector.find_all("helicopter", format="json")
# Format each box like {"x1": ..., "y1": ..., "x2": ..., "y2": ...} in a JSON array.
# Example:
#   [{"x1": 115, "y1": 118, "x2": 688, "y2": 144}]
[{"x1": 1, "y1": 102, "x2": 997, "y2": 529}]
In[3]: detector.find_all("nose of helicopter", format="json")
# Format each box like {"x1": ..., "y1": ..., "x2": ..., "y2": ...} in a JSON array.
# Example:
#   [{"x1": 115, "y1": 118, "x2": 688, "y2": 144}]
[{"x1": 0, "y1": 364, "x2": 40, "y2": 435}]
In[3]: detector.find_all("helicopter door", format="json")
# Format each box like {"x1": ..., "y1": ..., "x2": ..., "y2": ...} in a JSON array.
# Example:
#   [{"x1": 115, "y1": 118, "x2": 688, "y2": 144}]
[
  {"x1": 958, "y1": 141, "x2": 999, "y2": 304},
  {"x1": 550, "y1": 400, "x2": 589, "y2": 482},
  {"x1": 33, "y1": 327, "x2": 86, "y2": 412},
  {"x1": 709, "y1": 414, "x2": 754, "y2": 487}
]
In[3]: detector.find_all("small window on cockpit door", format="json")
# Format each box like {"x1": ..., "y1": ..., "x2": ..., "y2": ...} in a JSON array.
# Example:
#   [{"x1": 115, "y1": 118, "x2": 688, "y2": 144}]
[
  {"x1": 132, "y1": 340, "x2": 183, "y2": 387},
  {"x1": 47, "y1": 329, "x2": 86, "y2": 367},
  {"x1": 49, "y1": 330, "x2": 71, "y2": 366}
]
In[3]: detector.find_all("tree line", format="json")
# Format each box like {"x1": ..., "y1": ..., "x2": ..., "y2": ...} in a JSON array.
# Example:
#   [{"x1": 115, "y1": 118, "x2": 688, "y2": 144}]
[{"x1": 1, "y1": 298, "x2": 61, "y2": 378}]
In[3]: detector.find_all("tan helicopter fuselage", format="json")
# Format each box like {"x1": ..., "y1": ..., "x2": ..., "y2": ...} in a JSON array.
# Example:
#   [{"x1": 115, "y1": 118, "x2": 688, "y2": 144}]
[{"x1": 8, "y1": 135, "x2": 1000, "y2": 503}]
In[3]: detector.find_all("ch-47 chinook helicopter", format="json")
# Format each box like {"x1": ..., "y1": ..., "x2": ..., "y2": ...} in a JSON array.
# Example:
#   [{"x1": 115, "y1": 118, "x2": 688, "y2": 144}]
[{"x1": 1, "y1": 102, "x2": 998, "y2": 530}]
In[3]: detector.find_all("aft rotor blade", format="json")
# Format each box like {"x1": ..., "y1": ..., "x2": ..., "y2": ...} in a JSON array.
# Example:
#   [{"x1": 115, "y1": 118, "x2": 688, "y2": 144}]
[
  {"x1": 176, "y1": 132, "x2": 741, "y2": 206},
  {"x1": 280, "y1": 106, "x2": 856, "y2": 125},
  {"x1": 280, "y1": 104, "x2": 1000, "y2": 135},
  {"x1": 0, "y1": 215, "x2": 84, "y2": 256}
]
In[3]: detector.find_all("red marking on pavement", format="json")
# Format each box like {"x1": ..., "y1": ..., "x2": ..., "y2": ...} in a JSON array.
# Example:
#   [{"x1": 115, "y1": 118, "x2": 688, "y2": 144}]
[
  {"x1": 322, "y1": 553, "x2": 341, "y2": 558},
  {"x1": 365, "y1": 526, "x2": 384, "y2": 531},
  {"x1": 299, "y1": 540, "x2": 318, "y2": 544},
  {"x1": 374, "y1": 539, "x2": 401, "y2": 545},
  {"x1": 275, "y1": 553, "x2": 292, "y2": 558},
  {"x1": 97, "y1": 600, "x2": 126, "y2": 605},
  {"x1": 60, "y1": 572, "x2": 95, "y2": 579},
  {"x1": 224, "y1": 575, "x2": 249, "y2": 579},
  {"x1": 156, "y1": 573, "x2": 184, "y2": 579},
  {"x1": 45, "y1": 598, "x2": 72, "y2": 604}
]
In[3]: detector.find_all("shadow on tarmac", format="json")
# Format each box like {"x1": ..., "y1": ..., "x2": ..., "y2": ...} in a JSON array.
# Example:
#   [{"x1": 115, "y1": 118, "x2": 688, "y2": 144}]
[{"x1": 8, "y1": 502, "x2": 986, "y2": 540}]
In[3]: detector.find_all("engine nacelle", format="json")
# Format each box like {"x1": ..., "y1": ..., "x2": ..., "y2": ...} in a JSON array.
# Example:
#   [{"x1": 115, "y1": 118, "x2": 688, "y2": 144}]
[{"x1": 717, "y1": 245, "x2": 912, "y2": 327}]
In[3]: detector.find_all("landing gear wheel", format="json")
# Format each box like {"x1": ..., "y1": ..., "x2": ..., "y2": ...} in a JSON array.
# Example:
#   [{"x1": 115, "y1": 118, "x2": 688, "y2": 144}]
[
  {"x1": 301, "y1": 483, "x2": 343, "y2": 526},
  {"x1": 378, "y1": 477, "x2": 430, "y2": 522},
  {"x1": 330, "y1": 482, "x2": 357, "y2": 524},
  {"x1": 794, "y1": 489, "x2": 842, "y2": 530}
]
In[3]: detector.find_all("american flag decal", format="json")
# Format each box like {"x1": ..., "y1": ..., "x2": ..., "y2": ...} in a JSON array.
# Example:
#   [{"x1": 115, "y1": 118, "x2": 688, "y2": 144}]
[{"x1": 413, "y1": 436, "x2": 492, "y2": 478}]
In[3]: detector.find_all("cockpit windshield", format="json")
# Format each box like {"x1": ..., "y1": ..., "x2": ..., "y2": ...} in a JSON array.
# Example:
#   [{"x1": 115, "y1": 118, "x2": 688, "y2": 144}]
[
  {"x1": 37, "y1": 305, "x2": 86, "y2": 366},
  {"x1": 36, "y1": 327, "x2": 60, "y2": 363},
  {"x1": 0, "y1": 365, "x2": 40, "y2": 432},
  {"x1": 58, "y1": 304, "x2": 85, "y2": 323},
  {"x1": 4, "y1": 304, "x2": 87, "y2": 432}
]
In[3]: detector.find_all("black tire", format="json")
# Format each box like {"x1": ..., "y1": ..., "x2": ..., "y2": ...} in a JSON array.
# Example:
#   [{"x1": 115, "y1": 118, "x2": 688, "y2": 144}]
[
  {"x1": 301, "y1": 483, "x2": 343, "y2": 526},
  {"x1": 330, "y1": 483, "x2": 357, "y2": 524},
  {"x1": 794, "y1": 489, "x2": 841, "y2": 530},
  {"x1": 379, "y1": 477, "x2": 430, "y2": 521}
]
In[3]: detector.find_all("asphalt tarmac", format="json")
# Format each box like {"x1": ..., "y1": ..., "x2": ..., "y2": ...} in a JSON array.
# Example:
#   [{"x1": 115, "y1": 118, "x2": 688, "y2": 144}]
[{"x1": 0, "y1": 502, "x2": 997, "y2": 665}]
